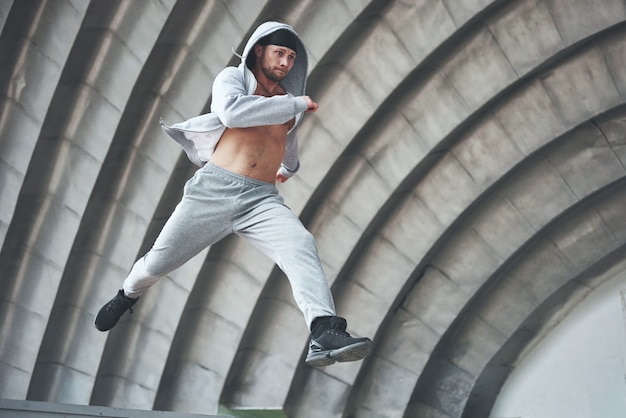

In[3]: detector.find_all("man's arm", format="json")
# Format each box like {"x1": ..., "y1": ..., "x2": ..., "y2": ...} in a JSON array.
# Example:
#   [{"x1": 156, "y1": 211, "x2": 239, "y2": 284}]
[
  {"x1": 276, "y1": 130, "x2": 300, "y2": 182},
  {"x1": 275, "y1": 98, "x2": 318, "y2": 182},
  {"x1": 211, "y1": 67, "x2": 308, "y2": 128}
]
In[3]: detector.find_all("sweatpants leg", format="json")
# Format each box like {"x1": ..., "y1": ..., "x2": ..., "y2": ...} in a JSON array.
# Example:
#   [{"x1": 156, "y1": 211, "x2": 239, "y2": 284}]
[
  {"x1": 123, "y1": 162, "x2": 336, "y2": 329},
  {"x1": 123, "y1": 164, "x2": 238, "y2": 297},
  {"x1": 229, "y1": 175, "x2": 336, "y2": 327}
]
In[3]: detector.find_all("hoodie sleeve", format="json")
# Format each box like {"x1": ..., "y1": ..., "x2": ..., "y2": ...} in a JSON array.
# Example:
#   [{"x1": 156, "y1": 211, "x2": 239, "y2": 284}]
[
  {"x1": 211, "y1": 67, "x2": 308, "y2": 128},
  {"x1": 278, "y1": 129, "x2": 300, "y2": 179}
]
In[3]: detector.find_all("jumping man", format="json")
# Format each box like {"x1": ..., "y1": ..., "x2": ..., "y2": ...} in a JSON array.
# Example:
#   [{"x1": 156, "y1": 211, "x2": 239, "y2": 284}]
[{"x1": 95, "y1": 21, "x2": 372, "y2": 367}]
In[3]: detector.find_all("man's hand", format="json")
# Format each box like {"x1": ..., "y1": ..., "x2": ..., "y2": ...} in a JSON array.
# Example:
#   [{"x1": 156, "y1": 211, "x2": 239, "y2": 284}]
[
  {"x1": 276, "y1": 173, "x2": 289, "y2": 183},
  {"x1": 302, "y1": 95, "x2": 319, "y2": 113}
]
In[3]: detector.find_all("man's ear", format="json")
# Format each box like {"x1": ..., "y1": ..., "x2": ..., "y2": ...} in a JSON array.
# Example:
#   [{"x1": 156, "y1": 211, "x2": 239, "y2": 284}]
[{"x1": 254, "y1": 44, "x2": 263, "y2": 58}]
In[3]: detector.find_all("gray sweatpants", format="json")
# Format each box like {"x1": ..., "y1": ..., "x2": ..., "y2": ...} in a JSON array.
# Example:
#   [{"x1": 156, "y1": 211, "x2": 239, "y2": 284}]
[{"x1": 123, "y1": 162, "x2": 336, "y2": 327}]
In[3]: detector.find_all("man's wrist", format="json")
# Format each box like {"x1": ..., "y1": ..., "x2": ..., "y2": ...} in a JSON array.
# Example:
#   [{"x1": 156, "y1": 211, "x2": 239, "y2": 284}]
[
  {"x1": 295, "y1": 97, "x2": 308, "y2": 113},
  {"x1": 281, "y1": 161, "x2": 300, "y2": 173},
  {"x1": 278, "y1": 161, "x2": 300, "y2": 179}
]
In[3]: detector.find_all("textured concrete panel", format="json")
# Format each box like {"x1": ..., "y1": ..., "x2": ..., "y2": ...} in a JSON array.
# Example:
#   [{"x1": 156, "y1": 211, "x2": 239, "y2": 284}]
[
  {"x1": 312, "y1": 204, "x2": 363, "y2": 281},
  {"x1": 363, "y1": 112, "x2": 430, "y2": 186},
  {"x1": 547, "y1": 0, "x2": 626, "y2": 44},
  {"x1": 415, "y1": 153, "x2": 481, "y2": 226},
  {"x1": 542, "y1": 48, "x2": 622, "y2": 124},
  {"x1": 442, "y1": 28, "x2": 518, "y2": 110},
  {"x1": 453, "y1": 116, "x2": 522, "y2": 188},
  {"x1": 442, "y1": 314, "x2": 506, "y2": 375},
  {"x1": 469, "y1": 194, "x2": 536, "y2": 260},
  {"x1": 381, "y1": 192, "x2": 444, "y2": 262},
  {"x1": 403, "y1": 267, "x2": 469, "y2": 336},
  {"x1": 329, "y1": 156, "x2": 392, "y2": 230},
  {"x1": 404, "y1": 72, "x2": 470, "y2": 147},
  {"x1": 494, "y1": 79, "x2": 569, "y2": 155},
  {"x1": 2, "y1": 1, "x2": 626, "y2": 417},
  {"x1": 351, "y1": 234, "x2": 415, "y2": 305},
  {"x1": 546, "y1": 123, "x2": 624, "y2": 198},
  {"x1": 488, "y1": 0, "x2": 563, "y2": 75},
  {"x1": 505, "y1": 157, "x2": 577, "y2": 229},
  {"x1": 433, "y1": 226, "x2": 503, "y2": 296},
  {"x1": 385, "y1": 0, "x2": 457, "y2": 63}
]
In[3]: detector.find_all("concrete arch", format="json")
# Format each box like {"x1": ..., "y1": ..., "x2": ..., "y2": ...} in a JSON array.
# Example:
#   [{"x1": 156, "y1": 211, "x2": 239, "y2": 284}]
[{"x1": 1, "y1": 1, "x2": 626, "y2": 417}]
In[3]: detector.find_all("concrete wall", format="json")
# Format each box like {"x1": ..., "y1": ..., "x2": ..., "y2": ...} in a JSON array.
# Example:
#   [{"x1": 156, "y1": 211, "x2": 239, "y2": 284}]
[{"x1": 1, "y1": 0, "x2": 626, "y2": 417}]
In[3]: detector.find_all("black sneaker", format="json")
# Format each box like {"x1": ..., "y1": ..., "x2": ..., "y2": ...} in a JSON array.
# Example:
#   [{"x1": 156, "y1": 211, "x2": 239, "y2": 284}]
[
  {"x1": 94, "y1": 289, "x2": 138, "y2": 331},
  {"x1": 305, "y1": 316, "x2": 373, "y2": 367}
]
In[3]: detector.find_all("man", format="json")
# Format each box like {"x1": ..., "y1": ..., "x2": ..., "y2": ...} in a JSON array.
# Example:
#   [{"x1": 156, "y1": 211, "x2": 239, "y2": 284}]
[{"x1": 95, "y1": 21, "x2": 372, "y2": 367}]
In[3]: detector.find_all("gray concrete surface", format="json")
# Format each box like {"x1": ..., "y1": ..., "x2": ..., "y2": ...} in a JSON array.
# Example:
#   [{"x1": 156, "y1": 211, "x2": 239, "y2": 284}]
[
  {"x1": 1, "y1": 0, "x2": 626, "y2": 417},
  {"x1": 0, "y1": 398, "x2": 216, "y2": 417}
]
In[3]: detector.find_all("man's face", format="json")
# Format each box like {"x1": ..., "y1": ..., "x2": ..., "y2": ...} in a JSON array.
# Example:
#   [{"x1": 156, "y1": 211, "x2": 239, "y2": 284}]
[{"x1": 257, "y1": 44, "x2": 296, "y2": 82}]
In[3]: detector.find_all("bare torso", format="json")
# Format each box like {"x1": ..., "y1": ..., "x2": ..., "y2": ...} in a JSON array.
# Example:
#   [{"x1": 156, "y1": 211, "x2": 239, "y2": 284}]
[{"x1": 210, "y1": 84, "x2": 295, "y2": 183}]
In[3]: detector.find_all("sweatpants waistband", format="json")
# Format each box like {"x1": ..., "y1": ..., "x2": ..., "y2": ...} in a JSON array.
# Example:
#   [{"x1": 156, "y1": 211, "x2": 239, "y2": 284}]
[{"x1": 202, "y1": 162, "x2": 277, "y2": 189}]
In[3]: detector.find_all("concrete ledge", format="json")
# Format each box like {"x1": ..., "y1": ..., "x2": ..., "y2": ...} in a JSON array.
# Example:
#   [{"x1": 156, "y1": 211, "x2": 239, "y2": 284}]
[{"x1": 0, "y1": 399, "x2": 220, "y2": 418}]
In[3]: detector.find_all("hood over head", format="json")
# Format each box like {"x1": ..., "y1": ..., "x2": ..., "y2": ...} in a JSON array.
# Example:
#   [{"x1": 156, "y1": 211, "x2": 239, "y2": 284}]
[
  {"x1": 240, "y1": 21, "x2": 308, "y2": 97},
  {"x1": 257, "y1": 28, "x2": 298, "y2": 52}
]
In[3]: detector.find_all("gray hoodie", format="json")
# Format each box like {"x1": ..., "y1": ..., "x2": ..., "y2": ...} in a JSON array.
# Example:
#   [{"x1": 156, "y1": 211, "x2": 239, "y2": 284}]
[{"x1": 161, "y1": 21, "x2": 308, "y2": 178}]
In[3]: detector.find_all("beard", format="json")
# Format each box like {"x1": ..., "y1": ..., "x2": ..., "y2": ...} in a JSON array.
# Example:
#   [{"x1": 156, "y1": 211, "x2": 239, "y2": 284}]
[{"x1": 260, "y1": 56, "x2": 287, "y2": 82}]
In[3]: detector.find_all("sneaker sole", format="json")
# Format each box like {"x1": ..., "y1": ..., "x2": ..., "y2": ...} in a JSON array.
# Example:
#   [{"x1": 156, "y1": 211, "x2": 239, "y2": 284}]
[
  {"x1": 305, "y1": 340, "x2": 373, "y2": 367},
  {"x1": 331, "y1": 340, "x2": 372, "y2": 363},
  {"x1": 305, "y1": 352, "x2": 336, "y2": 367}
]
